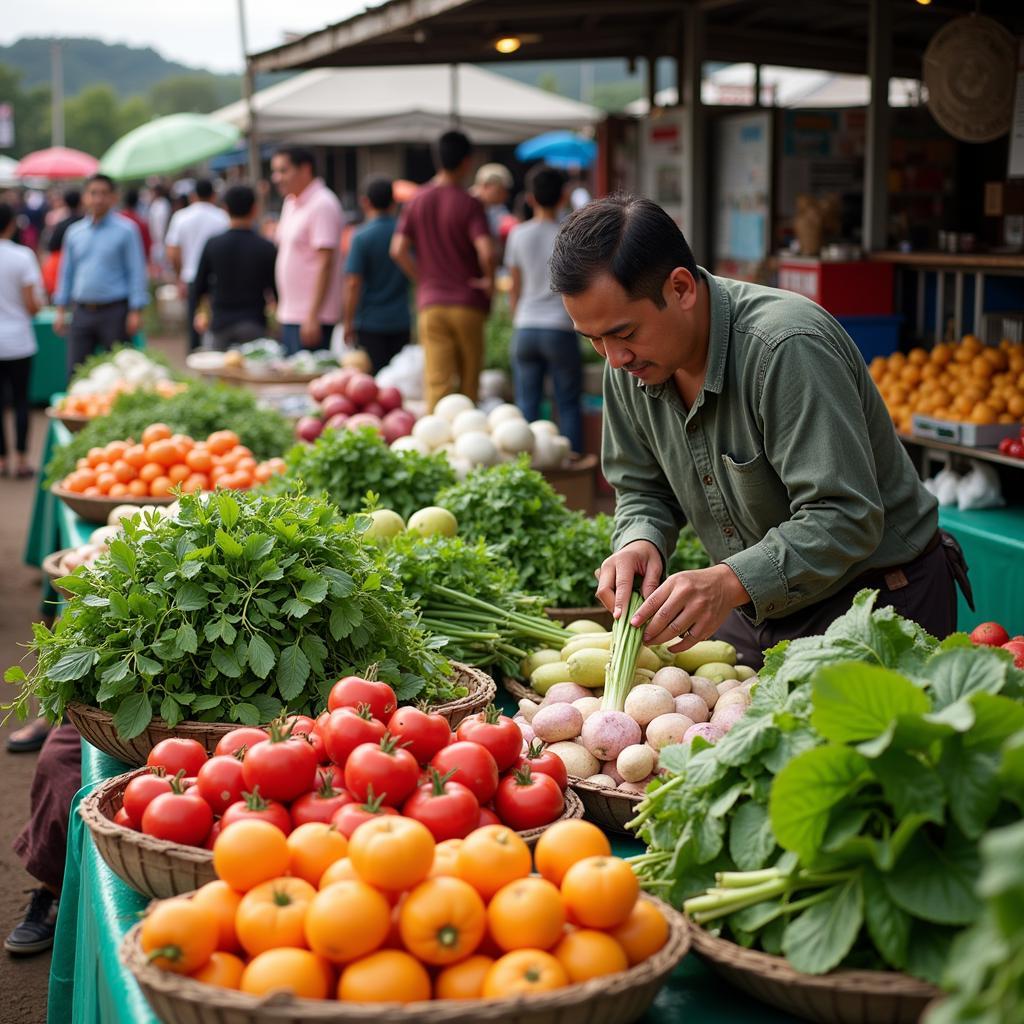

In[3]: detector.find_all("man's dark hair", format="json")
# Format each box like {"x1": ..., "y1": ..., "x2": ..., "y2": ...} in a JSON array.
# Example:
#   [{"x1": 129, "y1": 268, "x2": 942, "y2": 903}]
[
  {"x1": 364, "y1": 177, "x2": 393, "y2": 211},
  {"x1": 64, "y1": 189, "x2": 81, "y2": 210},
  {"x1": 550, "y1": 194, "x2": 698, "y2": 308},
  {"x1": 195, "y1": 178, "x2": 215, "y2": 201},
  {"x1": 224, "y1": 184, "x2": 256, "y2": 218},
  {"x1": 0, "y1": 203, "x2": 13, "y2": 234},
  {"x1": 436, "y1": 130, "x2": 471, "y2": 172},
  {"x1": 84, "y1": 173, "x2": 116, "y2": 191},
  {"x1": 152, "y1": 183, "x2": 169, "y2": 199},
  {"x1": 528, "y1": 166, "x2": 566, "y2": 210},
  {"x1": 274, "y1": 146, "x2": 316, "y2": 171},
  {"x1": 123, "y1": 188, "x2": 140, "y2": 209}
]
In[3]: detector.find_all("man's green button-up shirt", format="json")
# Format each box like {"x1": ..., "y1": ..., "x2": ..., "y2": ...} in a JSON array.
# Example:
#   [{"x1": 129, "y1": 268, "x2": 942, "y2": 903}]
[{"x1": 602, "y1": 269, "x2": 938, "y2": 623}]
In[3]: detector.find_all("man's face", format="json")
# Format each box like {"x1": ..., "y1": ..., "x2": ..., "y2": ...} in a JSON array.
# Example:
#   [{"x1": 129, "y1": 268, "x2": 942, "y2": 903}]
[
  {"x1": 563, "y1": 270, "x2": 696, "y2": 387},
  {"x1": 480, "y1": 182, "x2": 508, "y2": 207},
  {"x1": 271, "y1": 155, "x2": 310, "y2": 197},
  {"x1": 84, "y1": 181, "x2": 114, "y2": 219}
]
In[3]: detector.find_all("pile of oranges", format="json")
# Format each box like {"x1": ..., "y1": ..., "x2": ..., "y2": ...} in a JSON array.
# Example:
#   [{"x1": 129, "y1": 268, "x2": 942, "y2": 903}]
[
  {"x1": 58, "y1": 381, "x2": 183, "y2": 419},
  {"x1": 59, "y1": 424, "x2": 286, "y2": 499},
  {"x1": 139, "y1": 817, "x2": 671, "y2": 1004},
  {"x1": 870, "y1": 335, "x2": 1024, "y2": 435}
]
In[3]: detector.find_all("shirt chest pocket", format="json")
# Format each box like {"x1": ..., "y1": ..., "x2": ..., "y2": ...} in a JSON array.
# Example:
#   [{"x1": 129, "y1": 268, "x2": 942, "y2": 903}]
[{"x1": 718, "y1": 450, "x2": 791, "y2": 536}]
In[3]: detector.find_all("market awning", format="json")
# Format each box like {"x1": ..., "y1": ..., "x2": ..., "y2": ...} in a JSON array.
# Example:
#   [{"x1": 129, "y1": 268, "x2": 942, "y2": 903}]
[{"x1": 212, "y1": 63, "x2": 602, "y2": 145}]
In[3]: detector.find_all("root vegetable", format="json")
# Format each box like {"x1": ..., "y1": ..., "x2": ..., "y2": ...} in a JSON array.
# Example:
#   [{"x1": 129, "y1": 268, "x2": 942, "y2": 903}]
[
  {"x1": 530, "y1": 662, "x2": 572, "y2": 696},
  {"x1": 673, "y1": 694, "x2": 709, "y2": 723},
  {"x1": 533, "y1": 704, "x2": 584, "y2": 743},
  {"x1": 586, "y1": 774, "x2": 617, "y2": 788},
  {"x1": 581, "y1": 711, "x2": 642, "y2": 761},
  {"x1": 716, "y1": 678, "x2": 744, "y2": 696},
  {"x1": 689, "y1": 676, "x2": 720, "y2": 711},
  {"x1": 651, "y1": 666, "x2": 691, "y2": 696},
  {"x1": 520, "y1": 649, "x2": 562, "y2": 678},
  {"x1": 545, "y1": 741, "x2": 600, "y2": 779},
  {"x1": 572, "y1": 697, "x2": 601, "y2": 721},
  {"x1": 617, "y1": 781, "x2": 648, "y2": 795},
  {"x1": 518, "y1": 699, "x2": 541, "y2": 723},
  {"x1": 514, "y1": 719, "x2": 535, "y2": 746},
  {"x1": 694, "y1": 662, "x2": 739, "y2": 684},
  {"x1": 541, "y1": 682, "x2": 592, "y2": 705},
  {"x1": 600, "y1": 761, "x2": 624, "y2": 785},
  {"x1": 710, "y1": 705, "x2": 746, "y2": 733},
  {"x1": 567, "y1": 649, "x2": 611, "y2": 688},
  {"x1": 684, "y1": 722, "x2": 725, "y2": 745},
  {"x1": 715, "y1": 689, "x2": 751, "y2": 712},
  {"x1": 616, "y1": 744, "x2": 656, "y2": 783},
  {"x1": 645, "y1": 713, "x2": 696, "y2": 750},
  {"x1": 623, "y1": 684, "x2": 675, "y2": 727}
]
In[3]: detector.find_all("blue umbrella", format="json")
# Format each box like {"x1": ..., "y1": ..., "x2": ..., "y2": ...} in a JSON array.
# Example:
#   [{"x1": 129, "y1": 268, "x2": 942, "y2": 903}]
[{"x1": 515, "y1": 131, "x2": 597, "y2": 169}]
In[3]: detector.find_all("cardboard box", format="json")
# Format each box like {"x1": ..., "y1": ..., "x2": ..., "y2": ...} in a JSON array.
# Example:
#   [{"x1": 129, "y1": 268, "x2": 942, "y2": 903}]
[{"x1": 911, "y1": 414, "x2": 1020, "y2": 448}]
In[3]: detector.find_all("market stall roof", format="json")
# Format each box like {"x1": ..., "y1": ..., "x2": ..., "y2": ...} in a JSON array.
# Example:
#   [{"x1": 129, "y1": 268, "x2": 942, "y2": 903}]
[
  {"x1": 249, "y1": 0, "x2": 1024, "y2": 79},
  {"x1": 212, "y1": 64, "x2": 602, "y2": 145}
]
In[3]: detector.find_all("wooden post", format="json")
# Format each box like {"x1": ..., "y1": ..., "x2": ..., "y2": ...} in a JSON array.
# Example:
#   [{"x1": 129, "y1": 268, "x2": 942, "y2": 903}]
[
  {"x1": 863, "y1": 0, "x2": 891, "y2": 253},
  {"x1": 681, "y1": 4, "x2": 707, "y2": 262}
]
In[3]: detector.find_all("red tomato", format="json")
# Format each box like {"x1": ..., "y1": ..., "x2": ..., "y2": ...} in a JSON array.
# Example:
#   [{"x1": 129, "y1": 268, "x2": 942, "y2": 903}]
[
  {"x1": 301, "y1": 729, "x2": 330, "y2": 764},
  {"x1": 113, "y1": 807, "x2": 137, "y2": 829},
  {"x1": 285, "y1": 715, "x2": 317, "y2": 737},
  {"x1": 455, "y1": 706, "x2": 522, "y2": 772},
  {"x1": 331, "y1": 790, "x2": 398, "y2": 838},
  {"x1": 387, "y1": 707, "x2": 451, "y2": 765},
  {"x1": 146, "y1": 738, "x2": 208, "y2": 777},
  {"x1": 322, "y1": 706, "x2": 387, "y2": 767},
  {"x1": 402, "y1": 768, "x2": 479, "y2": 842},
  {"x1": 213, "y1": 727, "x2": 269, "y2": 758},
  {"x1": 327, "y1": 675, "x2": 397, "y2": 721},
  {"x1": 203, "y1": 820, "x2": 222, "y2": 850},
  {"x1": 141, "y1": 785, "x2": 213, "y2": 846},
  {"x1": 514, "y1": 740, "x2": 569, "y2": 791},
  {"x1": 221, "y1": 788, "x2": 292, "y2": 835},
  {"x1": 430, "y1": 742, "x2": 499, "y2": 805},
  {"x1": 493, "y1": 765, "x2": 564, "y2": 832},
  {"x1": 122, "y1": 771, "x2": 173, "y2": 827},
  {"x1": 314, "y1": 710, "x2": 331, "y2": 734},
  {"x1": 477, "y1": 806, "x2": 501, "y2": 828},
  {"x1": 196, "y1": 755, "x2": 248, "y2": 815},
  {"x1": 290, "y1": 770, "x2": 356, "y2": 827},
  {"x1": 344, "y1": 735, "x2": 420, "y2": 806},
  {"x1": 241, "y1": 723, "x2": 318, "y2": 803}
]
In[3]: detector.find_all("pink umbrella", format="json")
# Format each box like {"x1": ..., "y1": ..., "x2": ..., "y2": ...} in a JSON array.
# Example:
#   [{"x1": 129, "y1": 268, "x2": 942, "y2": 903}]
[{"x1": 15, "y1": 146, "x2": 99, "y2": 180}]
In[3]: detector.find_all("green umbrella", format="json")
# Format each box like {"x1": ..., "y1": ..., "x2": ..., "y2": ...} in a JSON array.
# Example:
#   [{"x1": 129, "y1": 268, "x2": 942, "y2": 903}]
[{"x1": 100, "y1": 113, "x2": 241, "y2": 180}]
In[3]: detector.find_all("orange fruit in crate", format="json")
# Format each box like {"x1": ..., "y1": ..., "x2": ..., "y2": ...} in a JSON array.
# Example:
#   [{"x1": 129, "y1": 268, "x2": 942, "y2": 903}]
[
  {"x1": 235, "y1": 876, "x2": 316, "y2": 957},
  {"x1": 240, "y1": 948, "x2": 332, "y2": 1000},
  {"x1": 561, "y1": 856, "x2": 638, "y2": 930},
  {"x1": 487, "y1": 877, "x2": 565, "y2": 951},
  {"x1": 611, "y1": 899, "x2": 670, "y2": 965},
  {"x1": 482, "y1": 949, "x2": 567, "y2": 997},
  {"x1": 140, "y1": 900, "x2": 218, "y2": 974},
  {"x1": 337, "y1": 949, "x2": 431, "y2": 1003},
  {"x1": 553, "y1": 928, "x2": 628, "y2": 982}
]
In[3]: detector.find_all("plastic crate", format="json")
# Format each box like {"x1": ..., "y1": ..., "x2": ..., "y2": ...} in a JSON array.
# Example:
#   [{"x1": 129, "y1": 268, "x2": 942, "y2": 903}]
[{"x1": 836, "y1": 314, "x2": 904, "y2": 363}]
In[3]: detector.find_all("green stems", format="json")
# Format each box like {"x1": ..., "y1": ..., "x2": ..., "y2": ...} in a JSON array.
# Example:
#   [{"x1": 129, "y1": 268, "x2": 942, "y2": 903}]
[{"x1": 602, "y1": 591, "x2": 645, "y2": 713}]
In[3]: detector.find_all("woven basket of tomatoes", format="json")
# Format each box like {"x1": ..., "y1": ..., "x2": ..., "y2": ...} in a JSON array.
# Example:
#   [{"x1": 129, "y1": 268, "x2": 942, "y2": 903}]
[
  {"x1": 121, "y1": 815, "x2": 690, "y2": 1024},
  {"x1": 83, "y1": 696, "x2": 582, "y2": 900}
]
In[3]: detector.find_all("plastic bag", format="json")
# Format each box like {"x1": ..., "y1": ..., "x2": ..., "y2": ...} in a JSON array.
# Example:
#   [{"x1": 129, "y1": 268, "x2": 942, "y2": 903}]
[
  {"x1": 924, "y1": 467, "x2": 961, "y2": 507},
  {"x1": 957, "y1": 461, "x2": 1005, "y2": 511}
]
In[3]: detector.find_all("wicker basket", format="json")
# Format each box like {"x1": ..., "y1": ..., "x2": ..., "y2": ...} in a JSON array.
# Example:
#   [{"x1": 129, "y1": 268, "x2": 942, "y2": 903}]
[
  {"x1": 65, "y1": 663, "x2": 496, "y2": 767},
  {"x1": 50, "y1": 484, "x2": 176, "y2": 525},
  {"x1": 121, "y1": 893, "x2": 690, "y2": 1024},
  {"x1": 570, "y1": 777, "x2": 642, "y2": 836},
  {"x1": 46, "y1": 406, "x2": 91, "y2": 432},
  {"x1": 41, "y1": 550, "x2": 77, "y2": 601},
  {"x1": 544, "y1": 607, "x2": 613, "y2": 631},
  {"x1": 688, "y1": 923, "x2": 940, "y2": 1024},
  {"x1": 80, "y1": 768, "x2": 217, "y2": 899},
  {"x1": 517, "y1": 789, "x2": 584, "y2": 847}
]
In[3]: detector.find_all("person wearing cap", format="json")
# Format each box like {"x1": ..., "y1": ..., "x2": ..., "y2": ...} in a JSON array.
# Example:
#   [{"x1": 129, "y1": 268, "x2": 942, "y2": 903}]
[{"x1": 473, "y1": 163, "x2": 515, "y2": 242}]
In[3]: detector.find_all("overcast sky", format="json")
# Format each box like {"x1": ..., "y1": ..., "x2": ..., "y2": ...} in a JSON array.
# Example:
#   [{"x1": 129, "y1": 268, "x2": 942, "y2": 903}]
[{"x1": 0, "y1": 1, "x2": 382, "y2": 73}]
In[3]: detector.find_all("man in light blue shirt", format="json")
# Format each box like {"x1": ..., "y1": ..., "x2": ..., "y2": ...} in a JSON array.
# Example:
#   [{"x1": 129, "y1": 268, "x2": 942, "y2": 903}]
[{"x1": 54, "y1": 174, "x2": 148, "y2": 379}]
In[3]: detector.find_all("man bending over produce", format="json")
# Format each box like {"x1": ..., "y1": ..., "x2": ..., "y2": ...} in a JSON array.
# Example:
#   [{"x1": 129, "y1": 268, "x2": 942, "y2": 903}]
[{"x1": 550, "y1": 195, "x2": 970, "y2": 667}]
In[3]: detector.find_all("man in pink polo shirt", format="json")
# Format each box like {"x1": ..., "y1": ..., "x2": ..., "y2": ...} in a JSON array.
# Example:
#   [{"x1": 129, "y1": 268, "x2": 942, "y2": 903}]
[{"x1": 271, "y1": 147, "x2": 344, "y2": 354}]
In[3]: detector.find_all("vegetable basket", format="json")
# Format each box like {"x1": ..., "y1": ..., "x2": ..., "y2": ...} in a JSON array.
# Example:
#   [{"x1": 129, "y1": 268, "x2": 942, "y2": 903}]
[
  {"x1": 40, "y1": 550, "x2": 77, "y2": 601},
  {"x1": 568, "y1": 777, "x2": 642, "y2": 836},
  {"x1": 65, "y1": 663, "x2": 496, "y2": 767},
  {"x1": 45, "y1": 405, "x2": 91, "y2": 432},
  {"x1": 687, "y1": 922, "x2": 940, "y2": 1024},
  {"x1": 80, "y1": 768, "x2": 217, "y2": 899},
  {"x1": 120, "y1": 893, "x2": 691, "y2": 1024},
  {"x1": 50, "y1": 484, "x2": 176, "y2": 525}
]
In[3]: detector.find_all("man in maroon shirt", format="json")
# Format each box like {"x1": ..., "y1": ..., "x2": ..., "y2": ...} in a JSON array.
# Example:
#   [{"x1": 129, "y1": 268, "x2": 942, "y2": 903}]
[{"x1": 391, "y1": 131, "x2": 494, "y2": 408}]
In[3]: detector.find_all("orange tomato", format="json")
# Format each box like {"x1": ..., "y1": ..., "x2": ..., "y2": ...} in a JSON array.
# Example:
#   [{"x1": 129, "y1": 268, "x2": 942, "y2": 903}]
[
  {"x1": 399, "y1": 876, "x2": 486, "y2": 966},
  {"x1": 561, "y1": 857, "x2": 638, "y2": 930},
  {"x1": 435, "y1": 954, "x2": 494, "y2": 1000},
  {"x1": 83, "y1": 486, "x2": 102, "y2": 496},
  {"x1": 240, "y1": 948, "x2": 331, "y2": 1000},
  {"x1": 347, "y1": 816, "x2": 435, "y2": 892},
  {"x1": 87, "y1": 446, "x2": 106, "y2": 468},
  {"x1": 167, "y1": 464, "x2": 191, "y2": 484},
  {"x1": 337, "y1": 950, "x2": 431, "y2": 1003},
  {"x1": 287, "y1": 822, "x2": 349, "y2": 887},
  {"x1": 108, "y1": 482, "x2": 129, "y2": 497},
  {"x1": 181, "y1": 473, "x2": 208, "y2": 494},
  {"x1": 429, "y1": 838, "x2": 463, "y2": 879},
  {"x1": 213, "y1": 819, "x2": 289, "y2": 892},
  {"x1": 235, "y1": 456, "x2": 257, "y2": 474},
  {"x1": 207, "y1": 430, "x2": 240, "y2": 455},
  {"x1": 139, "y1": 900, "x2": 218, "y2": 975},
  {"x1": 454, "y1": 826, "x2": 531, "y2": 900},
  {"x1": 482, "y1": 949, "x2": 568, "y2": 997},
  {"x1": 216, "y1": 471, "x2": 247, "y2": 490},
  {"x1": 209, "y1": 465, "x2": 229, "y2": 486},
  {"x1": 190, "y1": 950, "x2": 245, "y2": 989},
  {"x1": 254, "y1": 464, "x2": 273, "y2": 484},
  {"x1": 186, "y1": 448, "x2": 213, "y2": 474},
  {"x1": 170, "y1": 433, "x2": 194, "y2": 451},
  {"x1": 534, "y1": 820, "x2": 611, "y2": 887},
  {"x1": 149, "y1": 475, "x2": 173, "y2": 498},
  {"x1": 610, "y1": 899, "x2": 669, "y2": 965},
  {"x1": 319, "y1": 857, "x2": 359, "y2": 889},
  {"x1": 62, "y1": 473, "x2": 84, "y2": 493},
  {"x1": 142, "y1": 423, "x2": 172, "y2": 446},
  {"x1": 304, "y1": 879, "x2": 391, "y2": 963},
  {"x1": 93, "y1": 461, "x2": 112, "y2": 476},
  {"x1": 95, "y1": 472, "x2": 117, "y2": 494},
  {"x1": 553, "y1": 929, "x2": 628, "y2": 982},
  {"x1": 111, "y1": 459, "x2": 136, "y2": 484},
  {"x1": 124, "y1": 444, "x2": 148, "y2": 468},
  {"x1": 266, "y1": 457, "x2": 287, "y2": 474},
  {"x1": 127, "y1": 479, "x2": 149, "y2": 497},
  {"x1": 147, "y1": 439, "x2": 180, "y2": 467},
  {"x1": 105, "y1": 440, "x2": 130, "y2": 460},
  {"x1": 139, "y1": 462, "x2": 163, "y2": 484},
  {"x1": 190, "y1": 880, "x2": 243, "y2": 953},
  {"x1": 77, "y1": 467, "x2": 98, "y2": 489},
  {"x1": 235, "y1": 876, "x2": 316, "y2": 957},
  {"x1": 487, "y1": 877, "x2": 565, "y2": 952}
]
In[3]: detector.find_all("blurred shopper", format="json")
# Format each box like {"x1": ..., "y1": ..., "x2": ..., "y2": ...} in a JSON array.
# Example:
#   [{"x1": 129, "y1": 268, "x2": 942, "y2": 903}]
[
  {"x1": 148, "y1": 182, "x2": 172, "y2": 276},
  {"x1": 506, "y1": 166, "x2": 582, "y2": 453},
  {"x1": 165, "y1": 179, "x2": 228, "y2": 351},
  {"x1": 0, "y1": 202, "x2": 43, "y2": 478},
  {"x1": 191, "y1": 185, "x2": 276, "y2": 352},
  {"x1": 343, "y1": 178, "x2": 410, "y2": 373},
  {"x1": 474, "y1": 163, "x2": 514, "y2": 240},
  {"x1": 271, "y1": 146, "x2": 344, "y2": 355},
  {"x1": 120, "y1": 188, "x2": 152, "y2": 264},
  {"x1": 391, "y1": 130, "x2": 494, "y2": 407},
  {"x1": 54, "y1": 175, "x2": 148, "y2": 380},
  {"x1": 41, "y1": 189, "x2": 82, "y2": 296}
]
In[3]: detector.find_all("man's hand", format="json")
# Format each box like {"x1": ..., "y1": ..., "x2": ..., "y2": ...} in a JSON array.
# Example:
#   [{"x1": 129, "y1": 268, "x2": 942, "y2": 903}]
[
  {"x1": 596, "y1": 540, "x2": 663, "y2": 620},
  {"x1": 633, "y1": 563, "x2": 750, "y2": 650},
  {"x1": 54, "y1": 308, "x2": 67, "y2": 336},
  {"x1": 468, "y1": 276, "x2": 493, "y2": 297},
  {"x1": 193, "y1": 310, "x2": 209, "y2": 334},
  {"x1": 125, "y1": 311, "x2": 141, "y2": 338},
  {"x1": 300, "y1": 316, "x2": 322, "y2": 349}
]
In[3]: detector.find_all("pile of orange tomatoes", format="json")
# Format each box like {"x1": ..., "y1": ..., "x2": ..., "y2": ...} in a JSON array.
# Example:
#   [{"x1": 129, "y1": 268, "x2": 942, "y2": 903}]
[
  {"x1": 58, "y1": 380, "x2": 184, "y2": 419},
  {"x1": 59, "y1": 424, "x2": 286, "y2": 498},
  {"x1": 140, "y1": 816, "x2": 670, "y2": 1004}
]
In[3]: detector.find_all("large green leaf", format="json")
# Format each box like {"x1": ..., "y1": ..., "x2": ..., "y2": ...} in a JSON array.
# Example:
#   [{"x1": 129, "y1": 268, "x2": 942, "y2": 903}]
[
  {"x1": 277, "y1": 643, "x2": 311, "y2": 702},
  {"x1": 938, "y1": 738, "x2": 1002, "y2": 839},
  {"x1": 927, "y1": 646, "x2": 1009, "y2": 709},
  {"x1": 729, "y1": 800, "x2": 776, "y2": 871},
  {"x1": 47, "y1": 648, "x2": 99, "y2": 683},
  {"x1": 781, "y1": 875, "x2": 863, "y2": 974},
  {"x1": 862, "y1": 867, "x2": 910, "y2": 969},
  {"x1": 113, "y1": 692, "x2": 152, "y2": 739},
  {"x1": 246, "y1": 634, "x2": 276, "y2": 680},
  {"x1": 873, "y1": 749, "x2": 946, "y2": 823}
]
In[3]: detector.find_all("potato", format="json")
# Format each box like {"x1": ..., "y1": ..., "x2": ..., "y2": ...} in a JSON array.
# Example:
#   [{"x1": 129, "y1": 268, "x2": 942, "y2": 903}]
[
  {"x1": 683, "y1": 722, "x2": 725, "y2": 745},
  {"x1": 673, "y1": 693, "x2": 709, "y2": 723},
  {"x1": 623, "y1": 684, "x2": 675, "y2": 727},
  {"x1": 533, "y1": 703, "x2": 584, "y2": 743},
  {"x1": 581, "y1": 711, "x2": 642, "y2": 761},
  {"x1": 601, "y1": 760, "x2": 624, "y2": 785},
  {"x1": 715, "y1": 689, "x2": 751, "y2": 712},
  {"x1": 518, "y1": 698, "x2": 541, "y2": 723},
  {"x1": 616, "y1": 744, "x2": 656, "y2": 783},
  {"x1": 513, "y1": 717, "x2": 535, "y2": 746},
  {"x1": 546, "y1": 741, "x2": 600, "y2": 779},
  {"x1": 651, "y1": 666, "x2": 691, "y2": 696},
  {"x1": 689, "y1": 676, "x2": 720, "y2": 710},
  {"x1": 710, "y1": 704, "x2": 747, "y2": 733},
  {"x1": 645, "y1": 713, "x2": 696, "y2": 750},
  {"x1": 617, "y1": 780, "x2": 648, "y2": 795},
  {"x1": 572, "y1": 697, "x2": 602, "y2": 721},
  {"x1": 541, "y1": 682, "x2": 592, "y2": 705},
  {"x1": 716, "y1": 678, "x2": 744, "y2": 696},
  {"x1": 585, "y1": 774, "x2": 617, "y2": 789}
]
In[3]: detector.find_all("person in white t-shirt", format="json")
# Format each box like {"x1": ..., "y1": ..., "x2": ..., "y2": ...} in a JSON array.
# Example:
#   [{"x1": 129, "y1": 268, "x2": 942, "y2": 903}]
[
  {"x1": 0, "y1": 202, "x2": 43, "y2": 478},
  {"x1": 165, "y1": 179, "x2": 229, "y2": 350}
]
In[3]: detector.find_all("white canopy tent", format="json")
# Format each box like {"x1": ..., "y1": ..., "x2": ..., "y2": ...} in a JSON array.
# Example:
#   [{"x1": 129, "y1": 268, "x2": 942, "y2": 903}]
[{"x1": 213, "y1": 64, "x2": 602, "y2": 146}]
